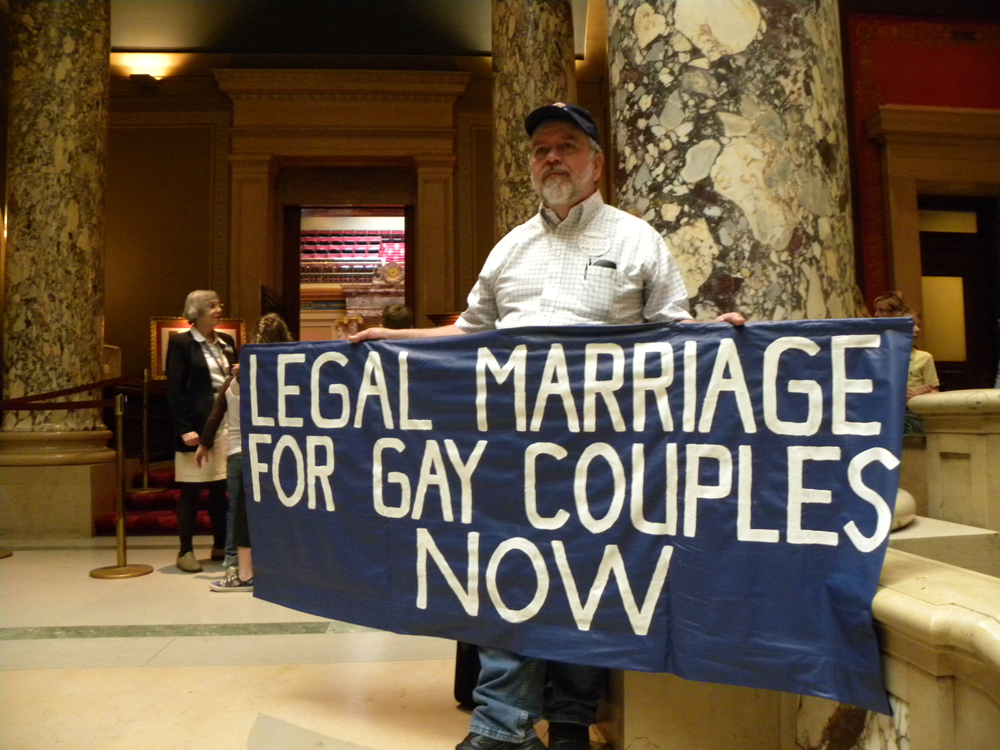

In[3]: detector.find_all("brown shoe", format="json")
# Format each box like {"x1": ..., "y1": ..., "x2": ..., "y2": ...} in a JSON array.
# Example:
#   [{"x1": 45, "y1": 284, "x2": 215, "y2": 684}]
[{"x1": 176, "y1": 551, "x2": 203, "y2": 573}]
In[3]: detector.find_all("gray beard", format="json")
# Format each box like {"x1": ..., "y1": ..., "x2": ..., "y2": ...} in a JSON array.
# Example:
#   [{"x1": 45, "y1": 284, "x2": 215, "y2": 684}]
[{"x1": 533, "y1": 161, "x2": 595, "y2": 209}]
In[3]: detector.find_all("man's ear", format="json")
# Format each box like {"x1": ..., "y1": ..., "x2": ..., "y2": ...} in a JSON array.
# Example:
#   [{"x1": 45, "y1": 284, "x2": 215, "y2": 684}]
[{"x1": 592, "y1": 152, "x2": 605, "y2": 185}]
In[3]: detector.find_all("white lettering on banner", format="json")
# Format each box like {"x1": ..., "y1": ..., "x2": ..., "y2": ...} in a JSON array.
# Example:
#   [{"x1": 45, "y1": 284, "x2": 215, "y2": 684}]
[
  {"x1": 415, "y1": 528, "x2": 675, "y2": 635},
  {"x1": 413, "y1": 441, "x2": 452, "y2": 522},
  {"x1": 832, "y1": 335, "x2": 881, "y2": 436},
  {"x1": 583, "y1": 344, "x2": 626, "y2": 433},
  {"x1": 277, "y1": 353, "x2": 306, "y2": 427},
  {"x1": 477, "y1": 345, "x2": 527, "y2": 431},
  {"x1": 629, "y1": 442, "x2": 679, "y2": 536},
  {"x1": 736, "y1": 445, "x2": 780, "y2": 543},
  {"x1": 763, "y1": 337, "x2": 823, "y2": 436},
  {"x1": 552, "y1": 540, "x2": 674, "y2": 636},
  {"x1": 787, "y1": 446, "x2": 841, "y2": 546},
  {"x1": 683, "y1": 444, "x2": 733, "y2": 537},
  {"x1": 683, "y1": 340, "x2": 698, "y2": 432},
  {"x1": 306, "y1": 436, "x2": 335, "y2": 510},
  {"x1": 530, "y1": 344, "x2": 579, "y2": 432},
  {"x1": 309, "y1": 350, "x2": 431, "y2": 430},
  {"x1": 487, "y1": 538, "x2": 550, "y2": 623},
  {"x1": 416, "y1": 528, "x2": 480, "y2": 615},
  {"x1": 574, "y1": 443, "x2": 627, "y2": 534},
  {"x1": 273, "y1": 434, "x2": 305, "y2": 508},
  {"x1": 250, "y1": 429, "x2": 894, "y2": 551},
  {"x1": 355, "y1": 351, "x2": 394, "y2": 429},
  {"x1": 698, "y1": 339, "x2": 756, "y2": 433},
  {"x1": 373, "y1": 437, "x2": 411, "y2": 518},
  {"x1": 311, "y1": 351, "x2": 350, "y2": 428},
  {"x1": 250, "y1": 335, "x2": 890, "y2": 437},
  {"x1": 525, "y1": 443, "x2": 571, "y2": 530},
  {"x1": 399, "y1": 351, "x2": 433, "y2": 430},
  {"x1": 374, "y1": 438, "x2": 487, "y2": 523},
  {"x1": 248, "y1": 433, "x2": 273, "y2": 500},
  {"x1": 844, "y1": 447, "x2": 898, "y2": 552},
  {"x1": 632, "y1": 342, "x2": 674, "y2": 432},
  {"x1": 250, "y1": 355, "x2": 275, "y2": 427}
]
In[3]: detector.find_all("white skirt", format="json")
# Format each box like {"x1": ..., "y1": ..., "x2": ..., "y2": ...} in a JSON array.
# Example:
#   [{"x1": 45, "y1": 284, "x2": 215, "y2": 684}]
[{"x1": 174, "y1": 424, "x2": 228, "y2": 483}]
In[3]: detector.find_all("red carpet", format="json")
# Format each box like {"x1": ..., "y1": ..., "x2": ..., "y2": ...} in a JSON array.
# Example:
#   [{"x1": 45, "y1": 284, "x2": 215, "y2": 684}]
[{"x1": 94, "y1": 467, "x2": 217, "y2": 535}]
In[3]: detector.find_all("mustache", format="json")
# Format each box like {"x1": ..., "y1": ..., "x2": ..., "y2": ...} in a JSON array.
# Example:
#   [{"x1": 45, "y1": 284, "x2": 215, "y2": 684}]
[{"x1": 541, "y1": 166, "x2": 571, "y2": 179}]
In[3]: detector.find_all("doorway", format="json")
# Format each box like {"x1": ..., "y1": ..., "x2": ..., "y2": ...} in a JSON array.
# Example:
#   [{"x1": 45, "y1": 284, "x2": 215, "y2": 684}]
[
  {"x1": 288, "y1": 206, "x2": 412, "y2": 341},
  {"x1": 918, "y1": 196, "x2": 1000, "y2": 391}
]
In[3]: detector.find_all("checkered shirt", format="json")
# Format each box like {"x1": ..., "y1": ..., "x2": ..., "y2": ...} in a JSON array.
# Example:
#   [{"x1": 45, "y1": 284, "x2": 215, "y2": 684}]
[{"x1": 458, "y1": 191, "x2": 690, "y2": 331}]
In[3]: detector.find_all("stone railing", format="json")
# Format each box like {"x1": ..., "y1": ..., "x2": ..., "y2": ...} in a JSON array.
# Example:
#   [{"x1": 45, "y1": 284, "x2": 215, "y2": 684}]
[{"x1": 607, "y1": 390, "x2": 1000, "y2": 749}]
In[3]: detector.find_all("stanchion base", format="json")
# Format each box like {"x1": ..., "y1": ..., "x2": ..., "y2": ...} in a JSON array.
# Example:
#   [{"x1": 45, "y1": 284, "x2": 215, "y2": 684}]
[
  {"x1": 90, "y1": 564, "x2": 154, "y2": 579},
  {"x1": 0, "y1": 548, "x2": 12, "y2": 559},
  {"x1": 127, "y1": 487, "x2": 165, "y2": 496}
]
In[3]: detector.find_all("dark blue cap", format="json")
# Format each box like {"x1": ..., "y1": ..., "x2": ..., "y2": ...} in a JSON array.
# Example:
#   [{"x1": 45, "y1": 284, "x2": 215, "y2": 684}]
[{"x1": 525, "y1": 102, "x2": 600, "y2": 142}]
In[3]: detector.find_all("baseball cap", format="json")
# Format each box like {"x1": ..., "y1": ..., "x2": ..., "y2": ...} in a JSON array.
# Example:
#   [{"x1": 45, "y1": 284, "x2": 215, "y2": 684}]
[{"x1": 524, "y1": 102, "x2": 600, "y2": 142}]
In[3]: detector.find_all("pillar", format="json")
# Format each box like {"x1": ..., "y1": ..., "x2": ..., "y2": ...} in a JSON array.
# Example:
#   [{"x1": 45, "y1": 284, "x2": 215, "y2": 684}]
[
  {"x1": 229, "y1": 154, "x2": 276, "y2": 324},
  {"x1": 1, "y1": 0, "x2": 114, "y2": 537},
  {"x1": 415, "y1": 155, "x2": 459, "y2": 322},
  {"x1": 608, "y1": 0, "x2": 857, "y2": 321},
  {"x1": 492, "y1": 0, "x2": 577, "y2": 238}
]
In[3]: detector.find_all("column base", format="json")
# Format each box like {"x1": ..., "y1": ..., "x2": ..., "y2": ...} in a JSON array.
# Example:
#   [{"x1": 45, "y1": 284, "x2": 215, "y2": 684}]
[{"x1": 0, "y1": 431, "x2": 116, "y2": 539}]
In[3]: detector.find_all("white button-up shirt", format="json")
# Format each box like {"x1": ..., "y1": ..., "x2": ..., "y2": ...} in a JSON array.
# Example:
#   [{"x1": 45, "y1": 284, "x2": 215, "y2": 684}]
[{"x1": 458, "y1": 191, "x2": 690, "y2": 331}]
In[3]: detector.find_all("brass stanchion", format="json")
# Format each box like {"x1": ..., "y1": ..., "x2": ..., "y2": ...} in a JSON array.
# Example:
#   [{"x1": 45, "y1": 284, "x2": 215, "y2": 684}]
[
  {"x1": 129, "y1": 368, "x2": 164, "y2": 496},
  {"x1": 91, "y1": 394, "x2": 154, "y2": 579}
]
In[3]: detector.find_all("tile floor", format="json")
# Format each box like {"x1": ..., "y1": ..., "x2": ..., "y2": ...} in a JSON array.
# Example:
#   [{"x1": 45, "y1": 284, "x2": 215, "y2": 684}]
[{"x1": 0, "y1": 536, "x2": 480, "y2": 750}]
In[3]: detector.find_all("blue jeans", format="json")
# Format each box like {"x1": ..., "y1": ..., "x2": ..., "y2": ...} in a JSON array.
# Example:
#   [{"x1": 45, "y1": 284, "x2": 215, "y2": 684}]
[
  {"x1": 469, "y1": 646, "x2": 604, "y2": 743},
  {"x1": 224, "y1": 453, "x2": 241, "y2": 560}
]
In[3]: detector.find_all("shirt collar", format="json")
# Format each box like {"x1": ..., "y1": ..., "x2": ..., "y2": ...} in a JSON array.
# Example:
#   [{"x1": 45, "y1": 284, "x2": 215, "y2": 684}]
[
  {"x1": 540, "y1": 190, "x2": 604, "y2": 229},
  {"x1": 190, "y1": 327, "x2": 214, "y2": 345}
]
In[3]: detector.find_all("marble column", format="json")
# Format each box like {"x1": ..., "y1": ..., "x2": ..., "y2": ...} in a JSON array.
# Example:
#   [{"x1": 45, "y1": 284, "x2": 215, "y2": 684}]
[
  {"x1": 608, "y1": 0, "x2": 857, "y2": 321},
  {"x1": 492, "y1": 0, "x2": 576, "y2": 239},
  {"x1": 3, "y1": 0, "x2": 110, "y2": 429},
  {"x1": 1, "y1": 0, "x2": 114, "y2": 538}
]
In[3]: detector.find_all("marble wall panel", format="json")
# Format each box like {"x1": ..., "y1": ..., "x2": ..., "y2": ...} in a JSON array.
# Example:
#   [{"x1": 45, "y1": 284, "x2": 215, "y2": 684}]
[
  {"x1": 796, "y1": 694, "x2": 909, "y2": 750},
  {"x1": 493, "y1": 0, "x2": 576, "y2": 239},
  {"x1": 3, "y1": 0, "x2": 110, "y2": 430},
  {"x1": 608, "y1": 0, "x2": 858, "y2": 321}
]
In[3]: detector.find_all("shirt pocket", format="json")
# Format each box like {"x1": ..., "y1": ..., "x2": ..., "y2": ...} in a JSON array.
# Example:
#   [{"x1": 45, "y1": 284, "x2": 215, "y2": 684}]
[{"x1": 579, "y1": 265, "x2": 622, "y2": 322}]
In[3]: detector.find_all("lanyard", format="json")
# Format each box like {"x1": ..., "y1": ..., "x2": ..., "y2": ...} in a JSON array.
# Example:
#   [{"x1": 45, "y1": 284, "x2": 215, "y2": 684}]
[{"x1": 200, "y1": 338, "x2": 228, "y2": 378}]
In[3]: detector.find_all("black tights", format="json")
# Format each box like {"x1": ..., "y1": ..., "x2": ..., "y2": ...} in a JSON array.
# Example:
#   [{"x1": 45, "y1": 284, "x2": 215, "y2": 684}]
[{"x1": 176, "y1": 480, "x2": 227, "y2": 554}]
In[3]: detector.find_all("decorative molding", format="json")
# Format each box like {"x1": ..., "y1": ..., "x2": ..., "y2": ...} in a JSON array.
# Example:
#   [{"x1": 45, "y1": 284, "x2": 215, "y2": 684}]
[
  {"x1": 866, "y1": 104, "x2": 1000, "y2": 142},
  {"x1": 214, "y1": 69, "x2": 471, "y2": 98}
]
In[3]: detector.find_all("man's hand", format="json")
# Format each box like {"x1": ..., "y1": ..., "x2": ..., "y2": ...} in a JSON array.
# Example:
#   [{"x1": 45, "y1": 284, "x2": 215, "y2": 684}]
[
  {"x1": 182, "y1": 431, "x2": 199, "y2": 447},
  {"x1": 349, "y1": 326, "x2": 396, "y2": 343},
  {"x1": 714, "y1": 312, "x2": 746, "y2": 326}
]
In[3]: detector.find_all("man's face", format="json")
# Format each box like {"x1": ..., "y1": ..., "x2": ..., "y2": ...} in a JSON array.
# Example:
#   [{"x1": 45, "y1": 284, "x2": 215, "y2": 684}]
[{"x1": 529, "y1": 120, "x2": 603, "y2": 212}]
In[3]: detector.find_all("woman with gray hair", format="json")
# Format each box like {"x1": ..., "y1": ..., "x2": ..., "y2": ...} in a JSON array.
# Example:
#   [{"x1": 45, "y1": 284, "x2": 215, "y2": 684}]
[{"x1": 165, "y1": 290, "x2": 238, "y2": 572}]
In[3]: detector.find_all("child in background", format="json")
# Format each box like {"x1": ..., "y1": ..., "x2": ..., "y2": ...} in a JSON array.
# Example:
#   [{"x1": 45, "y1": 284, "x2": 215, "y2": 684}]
[
  {"x1": 196, "y1": 313, "x2": 294, "y2": 591},
  {"x1": 873, "y1": 291, "x2": 939, "y2": 433}
]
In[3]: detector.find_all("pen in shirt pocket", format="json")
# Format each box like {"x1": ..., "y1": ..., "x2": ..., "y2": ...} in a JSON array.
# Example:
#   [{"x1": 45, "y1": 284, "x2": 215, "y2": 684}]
[{"x1": 585, "y1": 258, "x2": 617, "y2": 279}]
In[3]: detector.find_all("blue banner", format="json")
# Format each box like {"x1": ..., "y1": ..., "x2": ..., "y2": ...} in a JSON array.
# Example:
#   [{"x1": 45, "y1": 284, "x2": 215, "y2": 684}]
[{"x1": 241, "y1": 319, "x2": 912, "y2": 714}]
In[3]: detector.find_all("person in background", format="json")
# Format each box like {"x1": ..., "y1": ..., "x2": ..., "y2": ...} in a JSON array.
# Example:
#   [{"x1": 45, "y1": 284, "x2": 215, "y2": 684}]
[
  {"x1": 166, "y1": 290, "x2": 237, "y2": 572},
  {"x1": 196, "y1": 313, "x2": 294, "y2": 592},
  {"x1": 873, "y1": 290, "x2": 939, "y2": 433},
  {"x1": 352, "y1": 102, "x2": 744, "y2": 750},
  {"x1": 381, "y1": 303, "x2": 414, "y2": 330}
]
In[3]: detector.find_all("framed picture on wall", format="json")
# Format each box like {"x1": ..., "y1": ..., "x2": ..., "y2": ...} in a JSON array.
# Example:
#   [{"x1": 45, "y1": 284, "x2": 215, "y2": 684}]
[{"x1": 150, "y1": 317, "x2": 246, "y2": 380}]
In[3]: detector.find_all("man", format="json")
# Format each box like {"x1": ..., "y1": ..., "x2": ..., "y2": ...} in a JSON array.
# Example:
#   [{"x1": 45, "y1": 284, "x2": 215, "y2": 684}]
[{"x1": 352, "y1": 102, "x2": 744, "y2": 750}]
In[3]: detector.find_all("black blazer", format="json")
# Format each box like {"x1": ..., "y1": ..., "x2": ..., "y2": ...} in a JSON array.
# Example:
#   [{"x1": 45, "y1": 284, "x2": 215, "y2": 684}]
[{"x1": 166, "y1": 330, "x2": 237, "y2": 452}]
